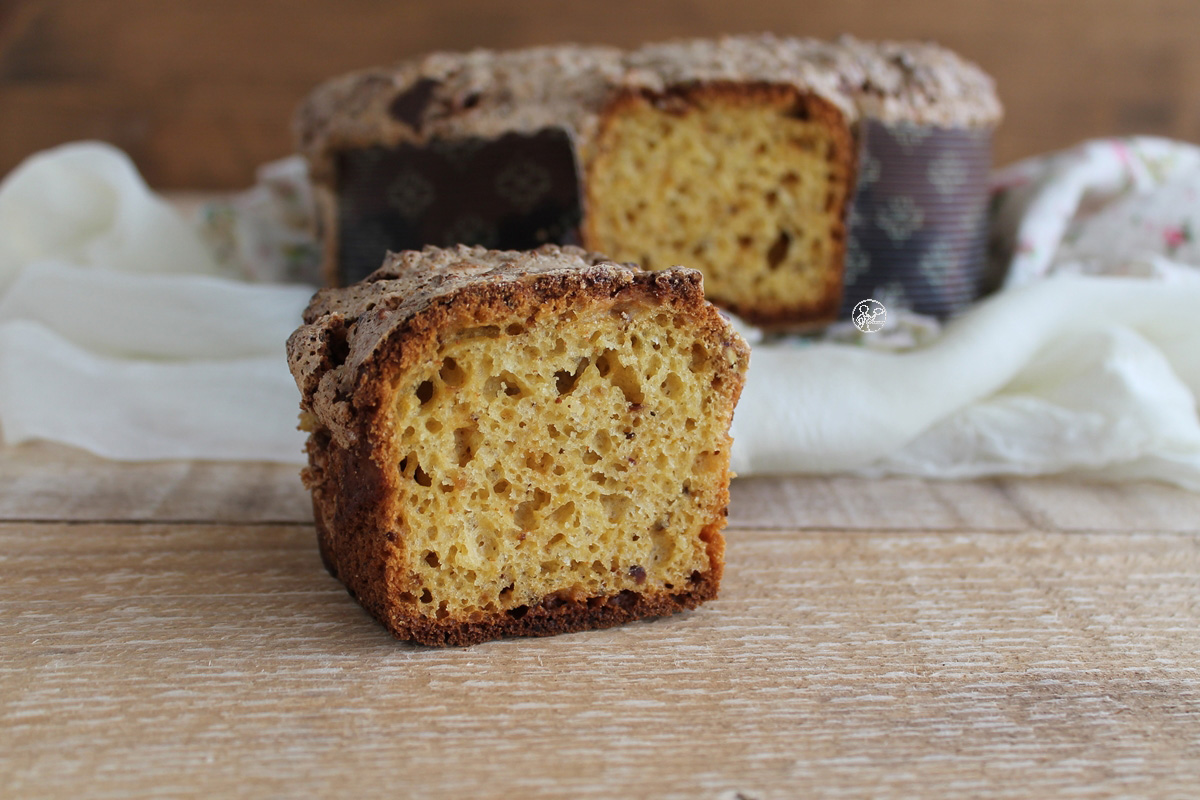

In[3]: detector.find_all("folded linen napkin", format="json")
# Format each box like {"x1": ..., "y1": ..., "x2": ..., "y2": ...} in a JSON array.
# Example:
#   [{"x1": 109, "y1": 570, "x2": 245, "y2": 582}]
[{"x1": 0, "y1": 138, "x2": 1198, "y2": 489}]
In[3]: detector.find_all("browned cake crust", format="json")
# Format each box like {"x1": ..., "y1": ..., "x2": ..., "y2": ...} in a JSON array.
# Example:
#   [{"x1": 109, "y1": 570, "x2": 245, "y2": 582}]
[
  {"x1": 296, "y1": 35, "x2": 1002, "y2": 178},
  {"x1": 288, "y1": 245, "x2": 749, "y2": 646}
]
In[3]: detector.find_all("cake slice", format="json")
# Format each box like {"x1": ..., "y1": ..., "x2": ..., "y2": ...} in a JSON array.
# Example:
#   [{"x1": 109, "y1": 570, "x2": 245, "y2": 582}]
[{"x1": 287, "y1": 245, "x2": 750, "y2": 645}]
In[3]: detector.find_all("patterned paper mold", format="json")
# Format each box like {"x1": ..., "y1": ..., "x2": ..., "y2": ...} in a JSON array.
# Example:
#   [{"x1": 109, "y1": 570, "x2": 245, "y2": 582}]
[{"x1": 840, "y1": 120, "x2": 993, "y2": 319}]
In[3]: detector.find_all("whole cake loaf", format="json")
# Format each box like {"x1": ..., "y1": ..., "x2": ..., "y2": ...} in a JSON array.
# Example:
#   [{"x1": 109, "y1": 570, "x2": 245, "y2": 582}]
[
  {"x1": 287, "y1": 245, "x2": 750, "y2": 645},
  {"x1": 296, "y1": 35, "x2": 1001, "y2": 329}
]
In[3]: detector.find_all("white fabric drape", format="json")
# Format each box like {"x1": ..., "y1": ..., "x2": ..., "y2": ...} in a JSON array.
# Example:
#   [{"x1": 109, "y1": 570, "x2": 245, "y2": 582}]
[{"x1": 2, "y1": 138, "x2": 1199, "y2": 489}]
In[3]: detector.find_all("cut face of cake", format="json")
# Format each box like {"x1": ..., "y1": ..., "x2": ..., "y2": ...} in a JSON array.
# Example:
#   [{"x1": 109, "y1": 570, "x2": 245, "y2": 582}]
[
  {"x1": 287, "y1": 245, "x2": 750, "y2": 645},
  {"x1": 583, "y1": 82, "x2": 855, "y2": 327}
]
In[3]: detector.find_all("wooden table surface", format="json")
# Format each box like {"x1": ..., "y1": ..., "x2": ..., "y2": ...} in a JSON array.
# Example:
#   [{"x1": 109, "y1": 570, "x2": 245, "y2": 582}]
[{"x1": 2, "y1": 441, "x2": 1199, "y2": 798}]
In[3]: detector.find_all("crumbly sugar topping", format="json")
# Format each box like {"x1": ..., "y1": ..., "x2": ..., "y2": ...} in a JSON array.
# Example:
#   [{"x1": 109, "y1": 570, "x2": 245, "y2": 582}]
[
  {"x1": 296, "y1": 34, "x2": 1002, "y2": 176},
  {"x1": 286, "y1": 245, "x2": 690, "y2": 445}
]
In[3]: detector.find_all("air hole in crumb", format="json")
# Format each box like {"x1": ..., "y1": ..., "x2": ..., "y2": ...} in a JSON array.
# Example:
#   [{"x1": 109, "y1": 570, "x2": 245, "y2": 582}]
[
  {"x1": 554, "y1": 356, "x2": 590, "y2": 395},
  {"x1": 506, "y1": 323, "x2": 525, "y2": 336},
  {"x1": 596, "y1": 349, "x2": 644, "y2": 405},
  {"x1": 515, "y1": 488, "x2": 551, "y2": 530},
  {"x1": 425, "y1": 418, "x2": 442, "y2": 433},
  {"x1": 420, "y1": 589, "x2": 433, "y2": 603},
  {"x1": 454, "y1": 425, "x2": 483, "y2": 466},
  {"x1": 526, "y1": 451, "x2": 553, "y2": 472},
  {"x1": 767, "y1": 230, "x2": 792, "y2": 270},
  {"x1": 414, "y1": 464, "x2": 432, "y2": 487},
  {"x1": 439, "y1": 357, "x2": 465, "y2": 387},
  {"x1": 507, "y1": 605, "x2": 529, "y2": 620},
  {"x1": 782, "y1": 172, "x2": 800, "y2": 187},
  {"x1": 415, "y1": 380, "x2": 434, "y2": 405},
  {"x1": 493, "y1": 479, "x2": 510, "y2": 495},
  {"x1": 424, "y1": 551, "x2": 440, "y2": 568},
  {"x1": 549, "y1": 501, "x2": 575, "y2": 525},
  {"x1": 485, "y1": 370, "x2": 524, "y2": 398}
]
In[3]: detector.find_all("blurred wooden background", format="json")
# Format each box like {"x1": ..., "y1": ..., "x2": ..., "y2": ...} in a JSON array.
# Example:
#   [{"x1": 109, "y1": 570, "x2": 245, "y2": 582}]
[{"x1": 1, "y1": 0, "x2": 1196, "y2": 189}]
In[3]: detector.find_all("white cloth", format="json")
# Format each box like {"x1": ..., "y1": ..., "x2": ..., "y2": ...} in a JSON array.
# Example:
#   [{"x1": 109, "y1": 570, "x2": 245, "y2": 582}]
[
  {"x1": 1, "y1": 137, "x2": 1199, "y2": 490},
  {"x1": 0, "y1": 142, "x2": 311, "y2": 462},
  {"x1": 730, "y1": 274, "x2": 1200, "y2": 489},
  {"x1": 731, "y1": 136, "x2": 1200, "y2": 488}
]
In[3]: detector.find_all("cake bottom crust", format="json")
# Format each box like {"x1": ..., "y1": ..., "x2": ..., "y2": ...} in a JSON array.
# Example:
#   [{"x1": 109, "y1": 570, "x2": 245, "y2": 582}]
[{"x1": 314, "y1": 500, "x2": 721, "y2": 647}]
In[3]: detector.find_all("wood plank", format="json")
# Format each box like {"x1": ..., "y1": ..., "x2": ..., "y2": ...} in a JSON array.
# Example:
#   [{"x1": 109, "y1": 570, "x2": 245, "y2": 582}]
[
  {"x1": 996, "y1": 478, "x2": 1200, "y2": 534},
  {"x1": 2, "y1": 521, "x2": 1198, "y2": 798},
  {"x1": 730, "y1": 474, "x2": 1031, "y2": 531},
  {"x1": 4, "y1": 0, "x2": 1200, "y2": 187},
  {"x1": 0, "y1": 442, "x2": 311, "y2": 523}
]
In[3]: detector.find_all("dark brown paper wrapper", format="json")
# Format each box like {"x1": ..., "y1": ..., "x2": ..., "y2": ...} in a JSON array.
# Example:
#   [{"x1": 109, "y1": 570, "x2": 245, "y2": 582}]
[
  {"x1": 334, "y1": 128, "x2": 583, "y2": 285},
  {"x1": 840, "y1": 120, "x2": 993, "y2": 320}
]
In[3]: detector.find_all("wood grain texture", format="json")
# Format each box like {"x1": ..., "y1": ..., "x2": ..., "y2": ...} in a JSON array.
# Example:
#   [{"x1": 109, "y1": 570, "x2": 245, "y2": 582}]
[
  {"x1": 1, "y1": 444, "x2": 1199, "y2": 797},
  {"x1": 0, "y1": 442, "x2": 311, "y2": 523},
  {"x1": 3, "y1": 522, "x2": 1199, "y2": 798},
  {"x1": 3, "y1": 0, "x2": 1199, "y2": 188},
  {"x1": 8, "y1": 441, "x2": 1200, "y2": 533}
]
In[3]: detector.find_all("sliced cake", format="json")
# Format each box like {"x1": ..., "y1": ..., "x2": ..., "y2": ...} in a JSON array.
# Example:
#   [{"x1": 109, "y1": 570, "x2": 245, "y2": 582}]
[{"x1": 287, "y1": 244, "x2": 750, "y2": 645}]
